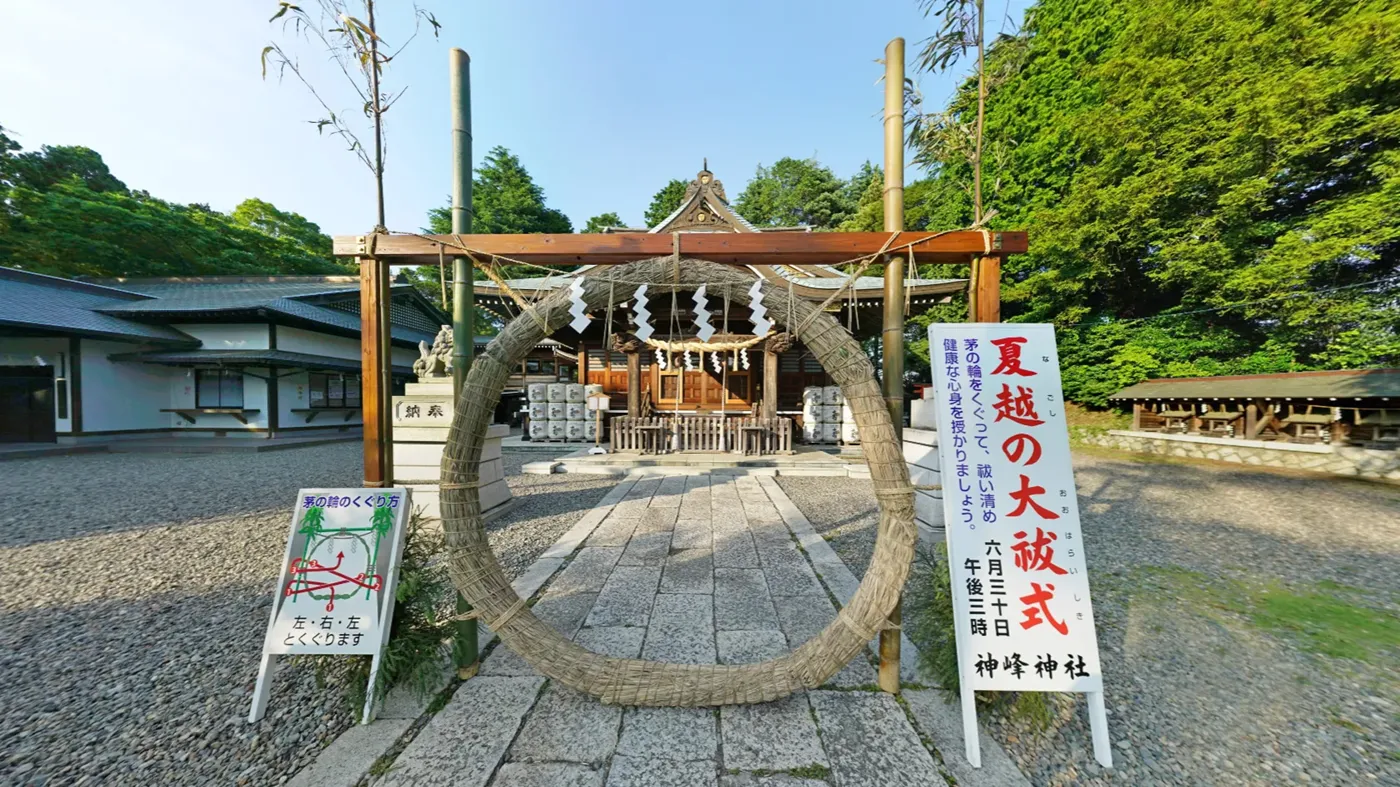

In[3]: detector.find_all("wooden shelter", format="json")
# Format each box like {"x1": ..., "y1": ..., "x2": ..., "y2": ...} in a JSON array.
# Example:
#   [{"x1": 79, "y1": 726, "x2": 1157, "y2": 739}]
[{"x1": 1109, "y1": 368, "x2": 1400, "y2": 447}]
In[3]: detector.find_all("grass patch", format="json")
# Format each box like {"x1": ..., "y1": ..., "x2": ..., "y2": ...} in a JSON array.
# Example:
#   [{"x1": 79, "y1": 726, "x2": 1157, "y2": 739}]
[
  {"x1": 368, "y1": 754, "x2": 395, "y2": 777},
  {"x1": 1133, "y1": 566, "x2": 1400, "y2": 664}
]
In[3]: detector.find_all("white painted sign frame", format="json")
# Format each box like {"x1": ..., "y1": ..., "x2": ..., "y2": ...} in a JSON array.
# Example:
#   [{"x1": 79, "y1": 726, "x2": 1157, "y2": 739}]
[
  {"x1": 926, "y1": 323, "x2": 1112, "y2": 769},
  {"x1": 248, "y1": 487, "x2": 411, "y2": 726}
]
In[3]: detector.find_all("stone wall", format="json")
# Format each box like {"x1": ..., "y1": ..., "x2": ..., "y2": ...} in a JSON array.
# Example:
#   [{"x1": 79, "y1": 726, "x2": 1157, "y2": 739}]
[{"x1": 1081, "y1": 430, "x2": 1400, "y2": 482}]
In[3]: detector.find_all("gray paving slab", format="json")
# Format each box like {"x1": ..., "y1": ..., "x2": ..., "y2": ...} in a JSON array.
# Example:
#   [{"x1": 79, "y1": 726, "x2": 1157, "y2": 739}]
[
  {"x1": 617, "y1": 529, "x2": 672, "y2": 567},
  {"x1": 540, "y1": 502, "x2": 618, "y2": 560},
  {"x1": 714, "y1": 568, "x2": 780, "y2": 631},
  {"x1": 770, "y1": 594, "x2": 878, "y2": 688},
  {"x1": 509, "y1": 684, "x2": 622, "y2": 765},
  {"x1": 378, "y1": 650, "x2": 454, "y2": 719},
  {"x1": 587, "y1": 514, "x2": 640, "y2": 546},
  {"x1": 755, "y1": 542, "x2": 826, "y2": 597},
  {"x1": 480, "y1": 639, "x2": 538, "y2": 676},
  {"x1": 720, "y1": 776, "x2": 830, "y2": 787},
  {"x1": 903, "y1": 689, "x2": 1030, "y2": 787},
  {"x1": 492, "y1": 763, "x2": 605, "y2": 787},
  {"x1": 573, "y1": 626, "x2": 646, "y2": 658},
  {"x1": 638, "y1": 505, "x2": 680, "y2": 531},
  {"x1": 671, "y1": 517, "x2": 713, "y2": 550},
  {"x1": 720, "y1": 695, "x2": 828, "y2": 772},
  {"x1": 378, "y1": 676, "x2": 543, "y2": 787},
  {"x1": 716, "y1": 629, "x2": 788, "y2": 664},
  {"x1": 608, "y1": 499, "x2": 648, "y2": 519},
  {"x1": 807, "y1": 691, "x2": 942, "y2": 787},
  {"x1": 532, "y1": 590, "x2": 598, "y2": 638},
  {"x1": 746, "y1": 518, "x2": 791, "y2": 547},
  {"x1": 659, "y1": 547, "x2": 714, "y2": 594},
  {"x1": 605, "y1": 756, "x2": 716, "y2": 787},
  {"x1": 711, "y1": 524, "x2": 760, "y2": 568},
  {"x1": 642, "y1": 593, "x2": 716, "y2": 664},
  {"x1": 586, "y1": 566, "x2": 661, "y2": 628},
  {"x1": 616, "y1": 706, "x2": 718, "y2": 761},
  {"x1": 548, "y1": 548, "x2": 624, "y2": 596},
  {"x1": 286, "y1": 718, "x2": 412, "y2": 787}
]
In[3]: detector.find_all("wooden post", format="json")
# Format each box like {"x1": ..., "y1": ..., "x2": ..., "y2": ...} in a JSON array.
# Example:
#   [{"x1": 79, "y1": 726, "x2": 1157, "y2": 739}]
[
  {"x1": 1245, "y1": 402, "x2": 1258, "y2": 438},
  {"x1": 975, "y1": 256, "x2": 1001, "y2": 323},
  {"x1": 360, "y1": 257, "x2": 390, "y2": 486},
  {"x1": 449, "y1": 47, "x2": 478, "y2": 677},
  {"x1": 579, "y1": 339, "x2": 589, "y2": 384},
  {"x1": 1132, "y1": 402, "x2": 1143, "y2": 432},
  {"x1": 762, "y1": 345, "x2": 779, "y2": 420},
  {"x1": 627, "y1": 351, "x2": 642, "y2": 417},
  {"x1": 879, "y1": 36, "x2": 905, "y2": 696}
]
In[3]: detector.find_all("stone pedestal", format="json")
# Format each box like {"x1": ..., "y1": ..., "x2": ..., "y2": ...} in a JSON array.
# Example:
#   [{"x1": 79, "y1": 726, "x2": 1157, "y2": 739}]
[
  {"x1": 902, "y1": 427, "x2": 943, "y2": 549},
  {"x1": 392, "y1": 377, "x2": 512, "y2": 522}
]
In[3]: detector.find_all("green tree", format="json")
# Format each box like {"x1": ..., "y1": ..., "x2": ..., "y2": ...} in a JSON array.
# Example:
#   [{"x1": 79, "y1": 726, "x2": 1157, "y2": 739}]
[
  {"x1": 582, "y1": 211, "x2": 625, "y2": 233},
  {"x1": 231, "y1": 197, "x2": 333, "y2": 259},
  {"x1": 414, "y1": 146, "x2": 571, "y2": 326},
  {"x1": 910, "y1": 0, "x2": 1400, "y2": 402},
  {"x1": 734, "y1": 157, "x2": 855, "y2": 230},
  {"x1": 643, "y1": 179, "x2": 686, "y2": 228},
  {"x1": 11, "y1": 144, "x2": 127, "y2": 194}
]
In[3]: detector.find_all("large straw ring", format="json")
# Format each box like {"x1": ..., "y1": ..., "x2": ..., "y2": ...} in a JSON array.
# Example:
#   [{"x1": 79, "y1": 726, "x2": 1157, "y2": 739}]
[{"x1": 439, "y1": 257, "x2": 916, "y2": 705}]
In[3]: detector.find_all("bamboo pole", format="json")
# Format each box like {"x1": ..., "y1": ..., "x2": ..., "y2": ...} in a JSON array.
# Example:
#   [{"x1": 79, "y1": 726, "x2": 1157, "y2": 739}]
[
  {"x1": 449, "y1": 47, "x2": 479, "y2": 677},
  {"x1": 879, "y1": 36, "x2": 905, "y2": 695}
]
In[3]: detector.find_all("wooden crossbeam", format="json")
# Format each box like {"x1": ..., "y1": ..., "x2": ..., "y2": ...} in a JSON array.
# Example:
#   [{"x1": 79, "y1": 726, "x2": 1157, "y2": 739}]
[{"x1": 333, "y1": 230, "x2": 1027, "y2": 266}]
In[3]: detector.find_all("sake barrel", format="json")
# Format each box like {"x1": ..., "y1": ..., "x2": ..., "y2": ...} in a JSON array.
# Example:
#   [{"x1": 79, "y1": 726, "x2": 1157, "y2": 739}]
[
  {"x1": 565, "y1": 383, "x2": 586, "y2": 403},
  {"x1": 820, "y1": 405, "x2": 842, "y2": 424},
  {"x1": 547, "y1": 383, "x2": 567, "y2": 402},
  {"x1": 527, "y1": 383, "x2": 548, "y2": 402},
  {"x1": 546, "y1": 419, "x2": 567, "y2": 440},
  {"x1": 820, "y1": 423, "x2": 841, "y2": 444},
  {"x1": 528, "y1": 419, "x2": 549, "y2": 440},
  {"x1": 528, "y1": 402, "x2": 548, "y2": 421},
  {"x1": 547, "y1": 401, "x2": 567, "y2": 420},
  {"x1": 841, "y1": 422, "x2": 860, "y2": 445},
  {"x1": 566, "y1": 402, "x2": 587, "y2": 421},
  {"x1": 584, "y1": 419, "x2": 598, "y2": 440},
  {"x1": 565, "y1": 420, "x2": 587, "y2": 441},
  {"x1": 823, "y1": 385, "x2": 843, "y2": 405},
  {"x1": 802, "y1": 386, "x2": 824, "y2": 405}
]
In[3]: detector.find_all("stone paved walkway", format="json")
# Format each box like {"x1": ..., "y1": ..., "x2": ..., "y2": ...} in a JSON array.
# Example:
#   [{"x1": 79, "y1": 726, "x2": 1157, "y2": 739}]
[{"x1": 378, "y1": 474, "x2": 953, "y2": 787}]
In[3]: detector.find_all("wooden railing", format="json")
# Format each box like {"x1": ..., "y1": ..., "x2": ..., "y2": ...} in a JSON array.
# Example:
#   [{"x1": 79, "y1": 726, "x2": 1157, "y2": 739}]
[{"x1": 610, "y1": 415, "x2": 793, "y2": 455}]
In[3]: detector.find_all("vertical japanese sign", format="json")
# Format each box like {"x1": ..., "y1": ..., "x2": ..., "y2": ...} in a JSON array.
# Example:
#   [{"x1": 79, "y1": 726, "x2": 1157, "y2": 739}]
[
  {"x1": 927, "y1": 324, "x2": 1112, "y2": 769},
  {"x1": 249, "y1": 488, "x2": 411, "y2": 726}
]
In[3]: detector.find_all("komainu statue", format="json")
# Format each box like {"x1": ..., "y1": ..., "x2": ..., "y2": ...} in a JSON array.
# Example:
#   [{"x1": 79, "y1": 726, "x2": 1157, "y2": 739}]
[{"x1": 412, "y1": 325, "x2": 455, "y2": 380}]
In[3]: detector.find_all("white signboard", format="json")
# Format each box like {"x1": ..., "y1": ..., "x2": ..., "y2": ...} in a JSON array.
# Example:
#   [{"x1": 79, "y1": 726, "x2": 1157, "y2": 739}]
[
  {"x1": 927, "y1": 323, "x2": 1111, "y2": 768},
  {"x1": 249, "y1": 488, "x2": 411, "y2": 725}
]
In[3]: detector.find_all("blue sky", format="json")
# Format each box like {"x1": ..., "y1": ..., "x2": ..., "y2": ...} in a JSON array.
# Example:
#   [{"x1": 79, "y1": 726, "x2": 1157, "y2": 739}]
[{"x1": 1, "y1": 0, "x2": 1031, "y2": 236}]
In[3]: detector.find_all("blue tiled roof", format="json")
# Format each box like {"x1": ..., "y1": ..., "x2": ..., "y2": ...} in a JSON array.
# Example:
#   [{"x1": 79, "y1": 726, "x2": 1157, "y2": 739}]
[{"x1": 0, "y1": 269, "x2": 196, "y2": 344}]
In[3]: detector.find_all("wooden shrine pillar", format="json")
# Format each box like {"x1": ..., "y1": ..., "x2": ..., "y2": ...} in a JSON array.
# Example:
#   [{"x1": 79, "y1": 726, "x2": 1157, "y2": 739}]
[
  {"x1": 972, "y1": 256, "x2": 1001, "y2": 323},
  {"x1": 360, "y1": 256, "x2": 392, "y2": 486},
  {"x1": 1132, "y1": 402, "x2": 1143, "y2": 431},
  {"x1": 762, "y1": 333, "x2": 791, "y2": 421},
  {"x1": 614, "y1": 333, "x2": 642, "y2": 417},
  {"x1": 578, "y1": 339, "x2": 588, "y2": 384}
]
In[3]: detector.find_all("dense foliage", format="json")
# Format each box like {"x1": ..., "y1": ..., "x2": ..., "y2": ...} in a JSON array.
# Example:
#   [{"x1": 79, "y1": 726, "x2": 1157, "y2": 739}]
[
  {"x1": 582, "y1": 212, "x2": 626, "y2": 233},
  {"x1": 643, "y1": 179, "x2": 686, "y2": 228},
  {"x1": 0, "y1": 125, "x2": 348, "y2": 278},
  {"x1": 911, "y1": 0, "x2": 1400, "y2": 404}
]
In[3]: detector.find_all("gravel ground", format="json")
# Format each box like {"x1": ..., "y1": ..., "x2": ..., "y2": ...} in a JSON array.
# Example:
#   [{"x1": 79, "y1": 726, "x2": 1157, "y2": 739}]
[
  {"x1": 0, "y1": 444, "x2": 616, "y2": 787},
  {"x1": 780, "y1": 451, "x2": 1400, "y2": 787}
]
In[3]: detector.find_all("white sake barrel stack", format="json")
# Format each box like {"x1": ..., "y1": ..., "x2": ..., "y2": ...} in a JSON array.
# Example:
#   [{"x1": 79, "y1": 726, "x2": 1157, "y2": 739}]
[
  {"x1": 565, "y1": 383, "x2": 586, "y2": 403},
  {"x1": 584, "y1": 418, "x2": 598, "y2": 441},
  {"x1": 820, "y1": 404, "x2": 842, "y2": 425},
  {"x1": 823, "y1": 385, "x2": 842, "y2": 406},
  {"x1": 528, "y1": 402, "x2": 548, "y2": 421},
  {"x1": 546, "y1": 401, "x2": 567, "y2": 421},
  {"x1": 566, "y1": 402, "x2": 587, "y2": 422},
  {"x1": 528, "y1": 419, "x2": 549, "y2": 440},
  {"x1": 840, "y1": 401, "x2": 859, "y2": 445},
  {"x1": 547, "y1": 383, "x2": 567, "y2": 403},
  {"x1": 802, "y1": 386, "x2": 825, "y2": 442},
  {"x1": 546, "y1": 420, "x2": 567, "y2": 440},
  {"x1": 565, "y1": 420, "x2": 587, "y2": 441},
  {"x1": 841, "y1": 421, "x2": 860, "y2": 445},
  {"x1": 821, "y1": 423, "x2": 841, "y2": 444},
  {"x1": 528, "y1": 383, "x2": 548, "y2": 403}
]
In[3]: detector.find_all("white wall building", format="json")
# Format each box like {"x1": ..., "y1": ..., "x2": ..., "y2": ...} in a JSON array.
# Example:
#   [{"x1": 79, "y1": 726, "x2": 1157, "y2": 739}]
[{"x1": 0, "y1": 267, "x2": 442, "y2": 444}]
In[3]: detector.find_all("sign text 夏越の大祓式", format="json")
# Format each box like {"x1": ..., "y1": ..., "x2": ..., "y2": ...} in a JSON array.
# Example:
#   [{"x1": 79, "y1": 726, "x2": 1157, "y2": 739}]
[{"x1": 927, "y1": 323, "x2": 1112, "y2": 769}]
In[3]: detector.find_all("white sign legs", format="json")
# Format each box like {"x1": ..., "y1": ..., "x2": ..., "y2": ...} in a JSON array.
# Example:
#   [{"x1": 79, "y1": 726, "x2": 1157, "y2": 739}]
[{"x1": 1086, "y1": 690, "x2": 1113, "y2": 766}]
